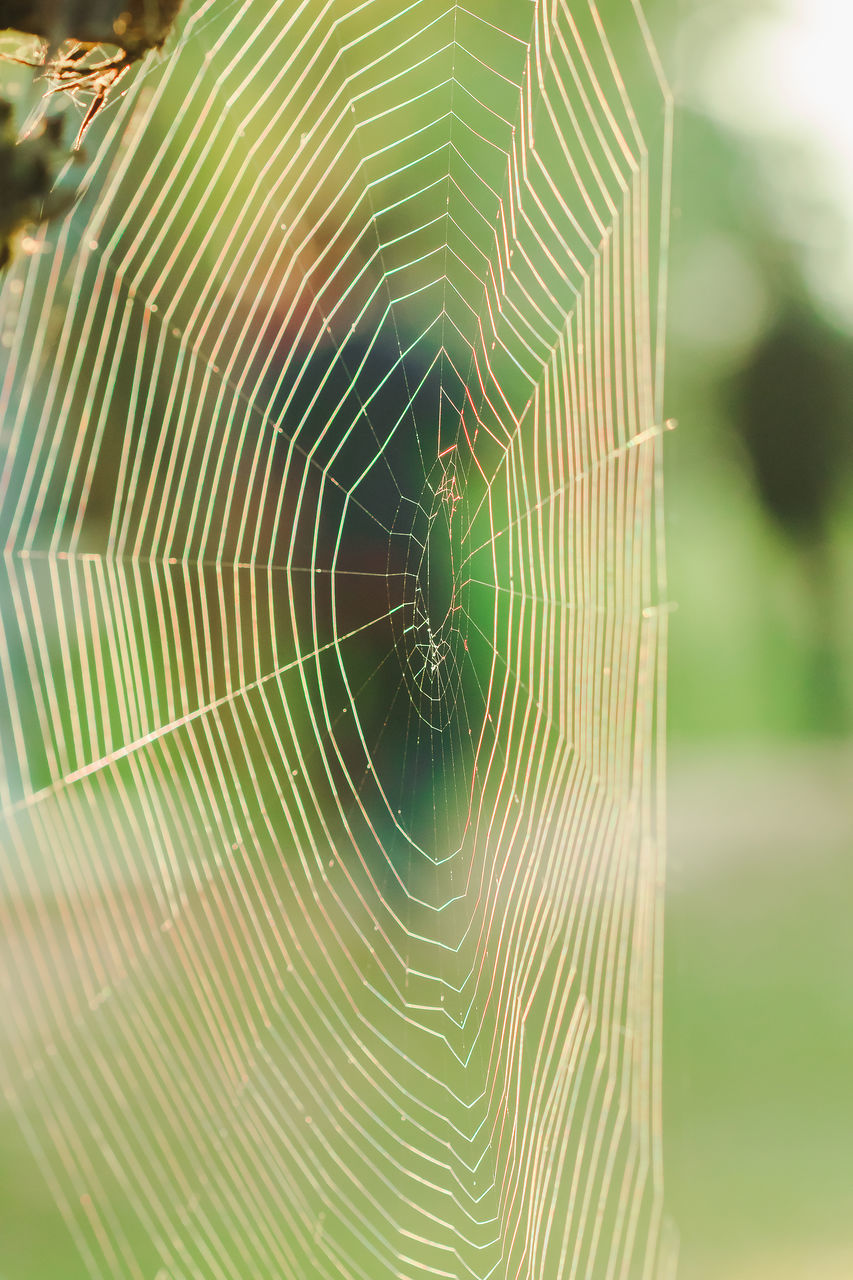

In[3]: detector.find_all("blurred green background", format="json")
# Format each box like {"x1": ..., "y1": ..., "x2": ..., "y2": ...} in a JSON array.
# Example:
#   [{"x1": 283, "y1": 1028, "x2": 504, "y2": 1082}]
[{"x1": 663, "y1": 1, "x2": 853, "y2": 1276}]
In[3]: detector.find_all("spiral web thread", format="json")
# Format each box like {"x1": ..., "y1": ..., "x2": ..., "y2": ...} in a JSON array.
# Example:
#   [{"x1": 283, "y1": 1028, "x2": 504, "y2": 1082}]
[{"x1": 0, "y1": 1, "x2": 674, "y2": 1277}]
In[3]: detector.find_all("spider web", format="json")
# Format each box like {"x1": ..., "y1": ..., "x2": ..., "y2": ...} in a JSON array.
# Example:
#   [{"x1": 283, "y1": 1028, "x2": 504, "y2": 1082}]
[{"x1": 0, "y1": 2, "x2": 674, "y2": 1277}]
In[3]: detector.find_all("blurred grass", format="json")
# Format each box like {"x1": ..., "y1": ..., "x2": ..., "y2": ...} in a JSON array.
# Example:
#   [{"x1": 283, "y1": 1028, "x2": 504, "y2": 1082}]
[{"x1": 664, "y1": 743, "x2": 853, "y2": 1279}]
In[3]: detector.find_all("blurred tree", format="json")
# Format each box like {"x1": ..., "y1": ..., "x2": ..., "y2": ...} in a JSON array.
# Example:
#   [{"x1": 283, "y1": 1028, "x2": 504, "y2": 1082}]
[
  {"x1": 730, "y1": 294, "x2": 853, "y2": 547},
  {"x1": 726, "y1": 281, "x2": 853, "y2": 732}
]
